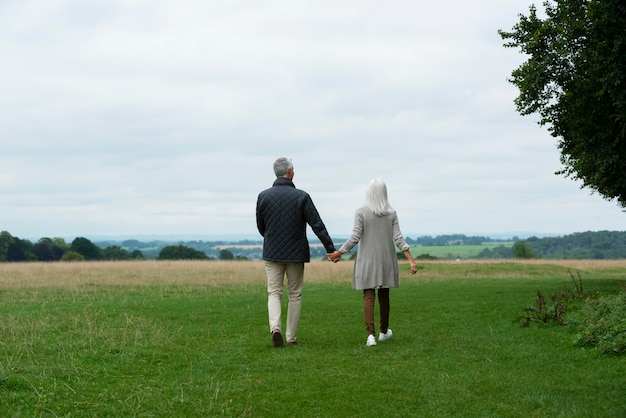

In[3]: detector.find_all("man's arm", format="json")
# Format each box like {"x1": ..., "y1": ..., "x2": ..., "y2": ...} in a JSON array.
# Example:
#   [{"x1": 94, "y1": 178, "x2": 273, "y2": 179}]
[{"x1": 303, "y1": 195, "x2": 335, "y2": 253}]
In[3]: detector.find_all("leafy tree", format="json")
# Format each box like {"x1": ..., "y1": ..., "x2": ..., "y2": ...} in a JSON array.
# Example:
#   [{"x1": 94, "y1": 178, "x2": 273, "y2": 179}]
[
  {"x1": 0, "y1": 230, "x2": 15, "y2": 262},
  {"x1": 102, "y1": 245, "x2": 131, "y2": 260},
  {"x1": 130, "y1": 250, "x2": 145, "y2": 260},
  {"x1": 3, "y1": 235, "x2": 35, "y2": 262},
  {"x1": 157, "y1": 245, "x2": 209, "y2": 260},
  {"x1": 71, "y1": 237, "x2": 102, "y2": 260},
  {"x1": 219, "y1": 249, "x2": 234, "y2": 260},
  {"x1": 17, "y1": 237, "x2": 35, "y2": 260},
  {"x1": 52, "y1": 238, "x2": 69, "y2": 259},
  {"x1": 513, "y1": 241, "x2": 538, "y2": 259},
  {"x1": 33, "y1": 242, "x2": 55, "y2": 261},
  {"x1": 33, "y1": 238, "x2": 65, "y2": 261},
  {"x1": 53, "y1": 237, "x2": 69, "y2": 248},
  {"x1": 499, "y1": 0, "x2": 626, "y2": 206},
  {"x1": 7, "y1": 242, "x2": 27, "y2": 262}
]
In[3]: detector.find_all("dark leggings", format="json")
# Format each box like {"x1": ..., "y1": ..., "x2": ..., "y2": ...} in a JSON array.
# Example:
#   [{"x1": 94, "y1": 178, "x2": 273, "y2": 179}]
[{"x1": 363, "y1": 288, "x2": 390, "y2": 336}]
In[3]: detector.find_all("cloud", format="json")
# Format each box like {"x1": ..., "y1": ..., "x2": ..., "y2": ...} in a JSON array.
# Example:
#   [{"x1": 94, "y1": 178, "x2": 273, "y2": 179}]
[{"x1": 1, "y1": 0, "x2": 624, "y2": 240}]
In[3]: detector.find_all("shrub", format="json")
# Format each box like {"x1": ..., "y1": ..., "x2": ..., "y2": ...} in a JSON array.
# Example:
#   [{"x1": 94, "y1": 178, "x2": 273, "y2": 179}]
[
  {"x1": 61, "y1": 251, "x2": 85, "y2": 262},
  {"x1": 522, "y1": 271, "x2": 585, "y2": 327},
  {"x1": 571, "y1": 289, "x2": 626, "y2": 355},
  {"x1": 415, "y1": 253, "x2": 438, "y2": 260}
]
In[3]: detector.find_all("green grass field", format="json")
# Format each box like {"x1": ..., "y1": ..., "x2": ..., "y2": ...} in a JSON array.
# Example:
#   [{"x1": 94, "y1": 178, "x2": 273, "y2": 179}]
[
  {"x1": 411, "y1": 243, "x2": 513, "y2": 259},
  {"x1": 0, "y1": 260, "x2": 624, "y2": 417}
]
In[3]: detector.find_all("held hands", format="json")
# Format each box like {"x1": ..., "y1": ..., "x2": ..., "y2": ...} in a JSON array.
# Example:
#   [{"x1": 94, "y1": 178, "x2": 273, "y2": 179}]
[
  {"x1": 327, "y1": 251, "x2": 342, "y2": 263},
  {"x1": 327, "y1": 251, "x2": 418, "y2": 274}
]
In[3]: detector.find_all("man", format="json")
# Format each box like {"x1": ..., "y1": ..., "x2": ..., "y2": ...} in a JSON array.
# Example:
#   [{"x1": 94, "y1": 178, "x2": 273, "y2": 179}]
[{"x1": 256, "y1": 157, "x2": 336, "y2": 347}]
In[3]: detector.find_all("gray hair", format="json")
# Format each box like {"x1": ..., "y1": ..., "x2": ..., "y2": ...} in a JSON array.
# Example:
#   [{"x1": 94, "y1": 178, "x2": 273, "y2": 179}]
[
  {"x1": 273, "y1": 157, "x2": 293, "y2": 177},
  {"x1": 365, "y1": 178, "x2": 393, "y2": 216}
]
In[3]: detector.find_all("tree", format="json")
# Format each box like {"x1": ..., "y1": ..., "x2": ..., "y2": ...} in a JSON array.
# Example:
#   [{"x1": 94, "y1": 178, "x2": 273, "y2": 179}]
[
  {"x1": 52, "y1": 238, "x2": 69, "y2": 259},
  {"x1": 513, "y1": 241, "x2": 538, "y2": 259},
  {"x1": 102, "y1": 245, "x2": 131, "y2": 260},
  {"x1": 0, "y1": 231, "x2": 15, "y2": 262},
  {"x1": 71, "y1": 237, "x2": 102, "y2": 260},
  {"x1": 130, "y1": 249, "x2": 145, "y2": 260},
  {"x1": 32, "y1": 238, "x2": 62, "y2": 261},
  {"x1": 219, "y1": 249, "x2": 234, "y2": 260},
  {"x1": 33, "y1": 242, "x2": 54, "y2": 261},
  {"x1": 157, "y1": 245, "x2": 209, "y2": 260},
  {"x1": 499, "y1": 0, "x2": 626, "y2": 206},
  {"x1": 7, "y1": 242, "x2": 27, "y2": 262}
]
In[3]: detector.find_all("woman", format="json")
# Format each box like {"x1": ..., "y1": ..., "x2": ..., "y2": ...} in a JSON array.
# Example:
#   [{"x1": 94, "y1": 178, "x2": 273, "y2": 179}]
[{"x1": 330, "y1": 178, "x2": 417, "y2": 347}]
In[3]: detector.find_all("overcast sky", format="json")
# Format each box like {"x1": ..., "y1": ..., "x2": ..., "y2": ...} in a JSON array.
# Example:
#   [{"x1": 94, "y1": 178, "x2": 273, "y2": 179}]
[{"x1": 1, "y1": 0, "x2": 624, "y2": 241}]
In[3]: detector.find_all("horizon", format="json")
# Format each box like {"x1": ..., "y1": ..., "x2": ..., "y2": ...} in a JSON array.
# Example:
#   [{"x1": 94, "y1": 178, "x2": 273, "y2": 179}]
[{"x1": 11, "y1": 229, "x2": 626, "y2": 244}]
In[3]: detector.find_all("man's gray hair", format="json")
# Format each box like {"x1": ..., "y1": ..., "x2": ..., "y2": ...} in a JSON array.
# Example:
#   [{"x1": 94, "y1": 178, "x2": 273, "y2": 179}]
[{"x1": 273, "y1": 157, "x2": 293, "y2": 177}]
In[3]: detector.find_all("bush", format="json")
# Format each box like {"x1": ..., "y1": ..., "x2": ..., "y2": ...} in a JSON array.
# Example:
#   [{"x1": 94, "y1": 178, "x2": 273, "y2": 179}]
[
  {"x1": 61, "y1": 251, "x2": 85, "y2": 262},
  {"x1": 522, "y1": 271, "x2": 585, "y2": 327},
  {"x1": 572, "y1": 289, "x2": 626, "y2": 355},
  {"x1": 415, "y1": 253, "x2": 438, "y2": 260}
]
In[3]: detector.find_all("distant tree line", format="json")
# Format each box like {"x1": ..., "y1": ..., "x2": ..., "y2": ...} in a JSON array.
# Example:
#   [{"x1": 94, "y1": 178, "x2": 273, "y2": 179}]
[
  {"x1": 0, "y1": 231, "x2": 146, "y2": 262},
  {"x1": 526, "y1": 231, "x2": 626, "y2": 259},
  {"x1": 101, "y1": 239, "x2": 263, "y2": 260},
  {"x1": 0, "y1": 231, "x2": 250, "y2": 262},
  {"x1": 2, "y1": 230, "x2": 626, "y2": 262},
  {"x1": 474, "y1": 231, "x2": 626, "y2": 260}
]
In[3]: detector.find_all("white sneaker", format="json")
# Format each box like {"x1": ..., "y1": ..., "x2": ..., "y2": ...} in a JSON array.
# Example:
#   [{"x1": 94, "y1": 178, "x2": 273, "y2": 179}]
[
  {"x1": 366, "y1": 335, "x2": 377, "y2": 346},
  {"x1": 378, "y1": 329, "x2": 393, "y2": 342}
]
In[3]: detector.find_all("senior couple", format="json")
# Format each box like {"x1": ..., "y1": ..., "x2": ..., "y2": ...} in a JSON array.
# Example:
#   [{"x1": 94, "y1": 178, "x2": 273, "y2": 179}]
[{"x1": 256, "y1": 157, "x2": 418, "y2": 348}]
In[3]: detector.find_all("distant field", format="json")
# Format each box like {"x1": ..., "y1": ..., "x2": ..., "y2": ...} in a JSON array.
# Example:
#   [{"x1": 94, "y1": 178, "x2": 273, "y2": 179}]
[{"x1": 411, "y1": 242, "x2": 513, "y2": 259}]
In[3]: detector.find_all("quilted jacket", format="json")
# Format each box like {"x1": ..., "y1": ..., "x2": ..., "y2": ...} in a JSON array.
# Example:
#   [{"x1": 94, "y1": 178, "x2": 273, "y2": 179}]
[{"x1": 256, "y1": 177, "x2": 336, "y2": 262}]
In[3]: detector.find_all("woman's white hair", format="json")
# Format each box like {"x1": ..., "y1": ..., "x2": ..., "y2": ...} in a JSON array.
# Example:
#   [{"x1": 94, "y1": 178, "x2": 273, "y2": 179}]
[{"x1": 365, "y1": 178, "x2": 393, "y2": 216}]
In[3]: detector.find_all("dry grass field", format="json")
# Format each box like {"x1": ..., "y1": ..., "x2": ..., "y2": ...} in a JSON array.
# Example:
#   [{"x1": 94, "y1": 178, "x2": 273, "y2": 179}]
[{"x1": 2, "y1": 259, "x2": 626, "y2": 289}]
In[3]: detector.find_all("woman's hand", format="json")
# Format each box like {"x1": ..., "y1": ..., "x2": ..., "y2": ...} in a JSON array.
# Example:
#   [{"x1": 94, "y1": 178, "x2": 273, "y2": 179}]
[{"x1": 327, "y1": 251, "x2": 342, "y2": 263}]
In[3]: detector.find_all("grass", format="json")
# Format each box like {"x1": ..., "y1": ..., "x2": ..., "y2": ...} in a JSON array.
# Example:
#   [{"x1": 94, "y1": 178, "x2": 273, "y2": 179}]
[
  {"x1": 0, "y1": 260, "x2": 625, "y2": 417},
  {"x1": 410, "y1": 242, "x2": 513, "y2": 259}
]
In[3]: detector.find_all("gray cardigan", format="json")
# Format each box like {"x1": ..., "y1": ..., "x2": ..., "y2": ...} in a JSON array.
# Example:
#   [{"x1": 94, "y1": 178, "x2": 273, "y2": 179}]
[{"x1": 339, "y1": 206, "x2": 410, "y2": 290}]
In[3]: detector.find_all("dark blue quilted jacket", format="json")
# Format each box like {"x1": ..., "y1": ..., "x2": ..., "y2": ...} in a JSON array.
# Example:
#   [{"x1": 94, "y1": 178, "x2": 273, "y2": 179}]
[{"x1": 256, "y1": 177, "x2": 336, "y2": 262}]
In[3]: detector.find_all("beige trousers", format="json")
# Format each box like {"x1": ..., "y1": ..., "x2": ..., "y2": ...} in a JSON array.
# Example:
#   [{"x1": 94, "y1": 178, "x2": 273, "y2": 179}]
[{"x1": 265, "y1": 261, "x2": 305, "y2": 343}]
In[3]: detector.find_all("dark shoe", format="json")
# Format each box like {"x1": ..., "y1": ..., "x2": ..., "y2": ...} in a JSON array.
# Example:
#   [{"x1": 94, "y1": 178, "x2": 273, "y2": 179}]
[
  {"x1": 272, "y1": 331, "x2": 284, "y2": 348},
  {"x1": 287, "y1": 341, "x2": 298, "y2": 346}
]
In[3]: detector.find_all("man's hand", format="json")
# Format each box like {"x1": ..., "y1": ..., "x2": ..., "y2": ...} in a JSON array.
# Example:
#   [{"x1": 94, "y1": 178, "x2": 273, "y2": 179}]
[{"x1": 327, "y1": 251, "x2": 342, "y2": 263}]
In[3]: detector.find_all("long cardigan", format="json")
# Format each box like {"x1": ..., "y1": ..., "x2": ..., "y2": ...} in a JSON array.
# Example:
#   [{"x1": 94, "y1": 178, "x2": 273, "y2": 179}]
[{"x1": 339, "y1": 206, "x2": 410, "y2": 290}]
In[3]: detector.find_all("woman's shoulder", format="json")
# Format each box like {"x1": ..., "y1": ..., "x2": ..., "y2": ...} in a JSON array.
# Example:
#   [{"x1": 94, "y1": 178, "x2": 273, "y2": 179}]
[
  {"x1": 357, "y1": 206, "x2": 396, "y2": 216},
  {"x1": 355, "y1": 205, "x2": 371, "y2": 215}
]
